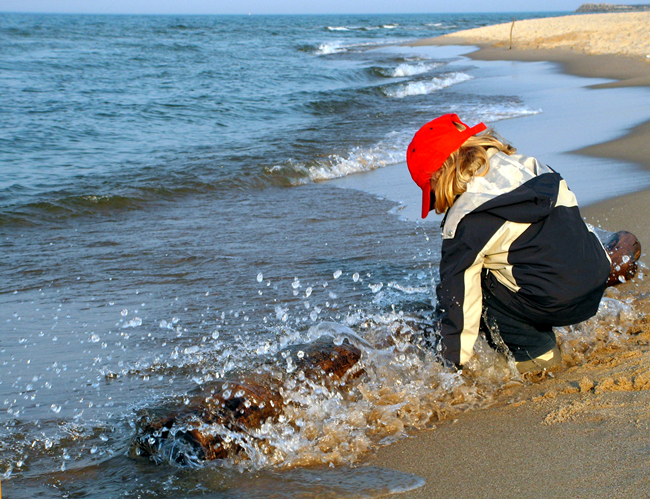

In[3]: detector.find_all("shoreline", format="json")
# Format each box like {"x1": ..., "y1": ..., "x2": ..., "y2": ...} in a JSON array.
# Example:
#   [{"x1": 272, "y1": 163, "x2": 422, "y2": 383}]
[
  {"x1": 457, "y1": 43, "x2": 650, "y2": 251},
  {"x1": 372, "y1": 14, "x2": 650, "y2": 498}
]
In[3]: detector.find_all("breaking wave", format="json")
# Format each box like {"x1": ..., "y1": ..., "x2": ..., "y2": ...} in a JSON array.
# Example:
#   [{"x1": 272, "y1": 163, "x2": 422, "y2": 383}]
[
  {"x1": 373, "y1": 62, "x2": 442, "y2": 78},
  {"x1": 382, "y1": 73, "x2": 474, "y2": 98},
  {"x1": 265, "y1": 131, "x2": 410, "y2": 184}
]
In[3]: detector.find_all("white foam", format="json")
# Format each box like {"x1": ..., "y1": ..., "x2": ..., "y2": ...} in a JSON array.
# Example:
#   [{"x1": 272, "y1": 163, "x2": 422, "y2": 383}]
[
  {"x1": 282, "y1": 131, "x2": 410, "y2": 183},
  {"x1": 389, "y1": 62, "x2": 441, "y2": 78},
  {"x1": 325, "y1": 24, "x2": 399, "y2": 32},
  {"x1": 387, "y1": 282, "x2": 429, "y2": 294},
  {"x1": 315, "y1": 39, "x2": 400, "y2": 55},
  {"x1": 447, "y1": 103, "x2": 543, "y2": 124},
  {"x1": 383, "y1": 73, "x2": 473, "y2": 98},
  {"x1": 316, "y1": 41, "x2": 348, "y2": 55}
]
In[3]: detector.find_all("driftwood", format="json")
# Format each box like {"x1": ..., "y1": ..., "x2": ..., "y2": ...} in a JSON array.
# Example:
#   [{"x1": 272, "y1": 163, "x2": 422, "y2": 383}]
[
  {"x1": 130, "y1": 336, "x2": 363, "y2": 465},
  {"x1": 603, "y1": 230, "x2": 642, "y2": 286}
]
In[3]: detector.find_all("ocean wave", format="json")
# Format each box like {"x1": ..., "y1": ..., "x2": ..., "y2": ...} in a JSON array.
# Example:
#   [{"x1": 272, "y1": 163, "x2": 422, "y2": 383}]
[
  {"x1": 325, "y1": 24, "x2": 400, "y2": 32},
  {"x1": 313, "y1": 39, "x2": 397, "y2": 55},
  {"x1": 445, "y1": 103, "x2": 543, "y2": 125},
  {"x1": 378, "y1": 62, "x2": 442, "y2": 78},
  {"x1": 0, "y1": 181, "x2": 231, "y2": 227},
  {"x1": 266, "y1": 132, "x2": 410, "y2": 184},
  {"x1": 382, "y1": 72, "x2": 474, "y2": 98},
  {"x1": 315, "y1": 41, "x2": 349, "y2": 55},
  {"x1": 474, "y1": 105, "x2": 542, "y2": 123},
  {"x1": 391, "y1": 62, "x2": 441, "y2": 78}
]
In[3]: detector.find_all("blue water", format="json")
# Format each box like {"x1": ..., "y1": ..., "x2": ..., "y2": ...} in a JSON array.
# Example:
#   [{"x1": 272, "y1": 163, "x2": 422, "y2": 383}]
[
  {"x1": 0, "y1": 12, "x2": 564, "y2": 220},
  {"x1": 1, "y1": 11, "x2": 573, "y2": 499}
]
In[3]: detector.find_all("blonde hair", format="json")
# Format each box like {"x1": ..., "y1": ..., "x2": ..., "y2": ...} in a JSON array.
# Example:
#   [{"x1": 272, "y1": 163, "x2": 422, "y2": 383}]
[{"x1": 431, "y1": 122, "x2": 516, "y2": 214}]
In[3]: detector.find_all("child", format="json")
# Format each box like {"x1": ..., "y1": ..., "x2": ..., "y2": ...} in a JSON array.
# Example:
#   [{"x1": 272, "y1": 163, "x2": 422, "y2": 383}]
[{"x1": 407, "y1": 113, "x2": 612, "y2": 373}]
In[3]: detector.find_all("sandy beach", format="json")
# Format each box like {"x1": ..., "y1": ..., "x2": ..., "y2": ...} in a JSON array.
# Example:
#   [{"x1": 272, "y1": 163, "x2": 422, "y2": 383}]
[
  {"x1": 4, "y1": 11, "x2": 650, "y2": 497},
  {"x1": 371, "y1": 13, "x2": 650, "y2": 498}
]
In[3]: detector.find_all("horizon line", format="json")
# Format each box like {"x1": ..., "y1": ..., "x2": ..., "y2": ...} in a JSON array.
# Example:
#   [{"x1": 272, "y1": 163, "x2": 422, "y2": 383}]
[{"x1": 0, "y1": 9, "x2": 573, "y2": 16}]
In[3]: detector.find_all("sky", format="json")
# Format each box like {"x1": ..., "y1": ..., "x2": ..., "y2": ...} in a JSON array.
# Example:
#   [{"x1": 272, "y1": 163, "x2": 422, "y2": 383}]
[{"x1": 0, "y1": 0, "x2": 585, "y2": 15}]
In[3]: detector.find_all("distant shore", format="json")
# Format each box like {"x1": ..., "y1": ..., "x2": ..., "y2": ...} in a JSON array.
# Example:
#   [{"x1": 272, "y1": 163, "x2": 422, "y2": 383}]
[{"x1": 373, "y1": 13, "x2": 650, "y2": 498}]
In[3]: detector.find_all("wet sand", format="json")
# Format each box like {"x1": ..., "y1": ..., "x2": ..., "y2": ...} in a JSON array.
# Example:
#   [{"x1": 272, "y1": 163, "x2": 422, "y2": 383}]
[{"x1": 373, "y1": 14, "x2": 650, "y2": 498}]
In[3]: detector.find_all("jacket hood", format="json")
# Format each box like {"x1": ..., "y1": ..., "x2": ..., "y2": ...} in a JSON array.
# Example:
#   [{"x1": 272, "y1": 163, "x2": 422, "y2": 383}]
[{"x1": 442, "y1": 150, "x2": 571, "y2": 239}]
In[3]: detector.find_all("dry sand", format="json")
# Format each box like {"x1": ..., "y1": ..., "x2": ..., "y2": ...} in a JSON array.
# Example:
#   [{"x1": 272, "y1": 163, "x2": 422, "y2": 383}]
[
  {"x1": 372, "y1": 13, "x2": 650, "y2": 498},
  {"x1": 416, "y1": 12, "x2": 650, "y2": 60},
  {"x1": 412, "y1": 11, "x2": 650, "y2": 88}
]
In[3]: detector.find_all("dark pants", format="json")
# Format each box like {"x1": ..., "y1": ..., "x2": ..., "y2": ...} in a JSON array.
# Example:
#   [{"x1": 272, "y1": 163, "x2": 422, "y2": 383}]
[{"x1": 480, "y1": 290, "x2": 557, "y2": 362}]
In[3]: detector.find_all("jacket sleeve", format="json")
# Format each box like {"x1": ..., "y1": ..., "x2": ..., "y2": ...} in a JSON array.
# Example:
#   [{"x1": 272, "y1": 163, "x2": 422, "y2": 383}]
[{"x1": 435, "y1": 234, "x2": 485, "y2": 367}]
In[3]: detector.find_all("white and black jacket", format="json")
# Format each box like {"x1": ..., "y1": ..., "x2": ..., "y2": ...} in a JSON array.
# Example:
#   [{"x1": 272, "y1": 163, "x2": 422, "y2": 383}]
[{"x1": 436, "y1": 149, "x2": 610, "y2": 366}]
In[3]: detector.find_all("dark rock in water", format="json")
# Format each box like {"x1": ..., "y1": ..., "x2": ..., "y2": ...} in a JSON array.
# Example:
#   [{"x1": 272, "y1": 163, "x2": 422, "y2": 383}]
[
  {"x1": 576, "y1": 3, "x2": 650, "y2": 12},
  {"x1": 130, "y1": 336, "x2": 363, "y2": 465},
  {"x1": 604, "y1": 230, "x2": 642, "y2": 286}
]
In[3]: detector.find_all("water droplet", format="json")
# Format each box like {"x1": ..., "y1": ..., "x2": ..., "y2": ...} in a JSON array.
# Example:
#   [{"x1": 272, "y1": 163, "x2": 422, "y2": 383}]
[
  {"x1": 122, "y1": 317, "x2": 142, "y2": 328},
  {"x1": 292, "y1": 278, "x2": 301, "y2": 289},
  {"x1": 352, "y1": 273, "x2": 359, "y2": 282},
  {"x1": 369, "y1": 282, "x2": 384, "y2": 293},
  {"x1": 305, "y1": 287, "x2": 313, "y2": 298},
  {"x1": 120, "y1": 309, "x2": 128, "y2": 316},
  {"x1": 333, "y1": 270, "x2": 342, "y2": 279},
  {"x1": 50, "y1": 404, "x2": 61, "y2": 414},
  {"x1": 257, "y1": 273, "x2": 264, "y2": 283},
  {"x1": 90, "y1": 334, "x2": 100, "y2": 343},
  {"x1": 234, "y1": 390, "x2": 245, "y2": 398},
  {"x1": 211, "y1": 330, "x2": 219, "y2": 340}
]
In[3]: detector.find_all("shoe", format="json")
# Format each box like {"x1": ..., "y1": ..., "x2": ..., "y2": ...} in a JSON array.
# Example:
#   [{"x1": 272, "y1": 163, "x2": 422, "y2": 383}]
[{"x1": 515, "y1": 345, "x2": 561, "y2": 373}]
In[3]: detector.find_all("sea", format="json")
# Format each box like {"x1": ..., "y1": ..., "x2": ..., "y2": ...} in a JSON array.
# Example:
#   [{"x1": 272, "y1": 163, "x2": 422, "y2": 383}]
[{"x1": 0, "y1": 11, "x2": 643, "y2": 498}]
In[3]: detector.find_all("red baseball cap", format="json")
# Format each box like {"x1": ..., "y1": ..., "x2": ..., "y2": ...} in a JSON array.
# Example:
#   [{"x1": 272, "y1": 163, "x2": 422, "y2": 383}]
[{"x1": 407, "y1": 114, "x2": 486, "y2": 218}]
